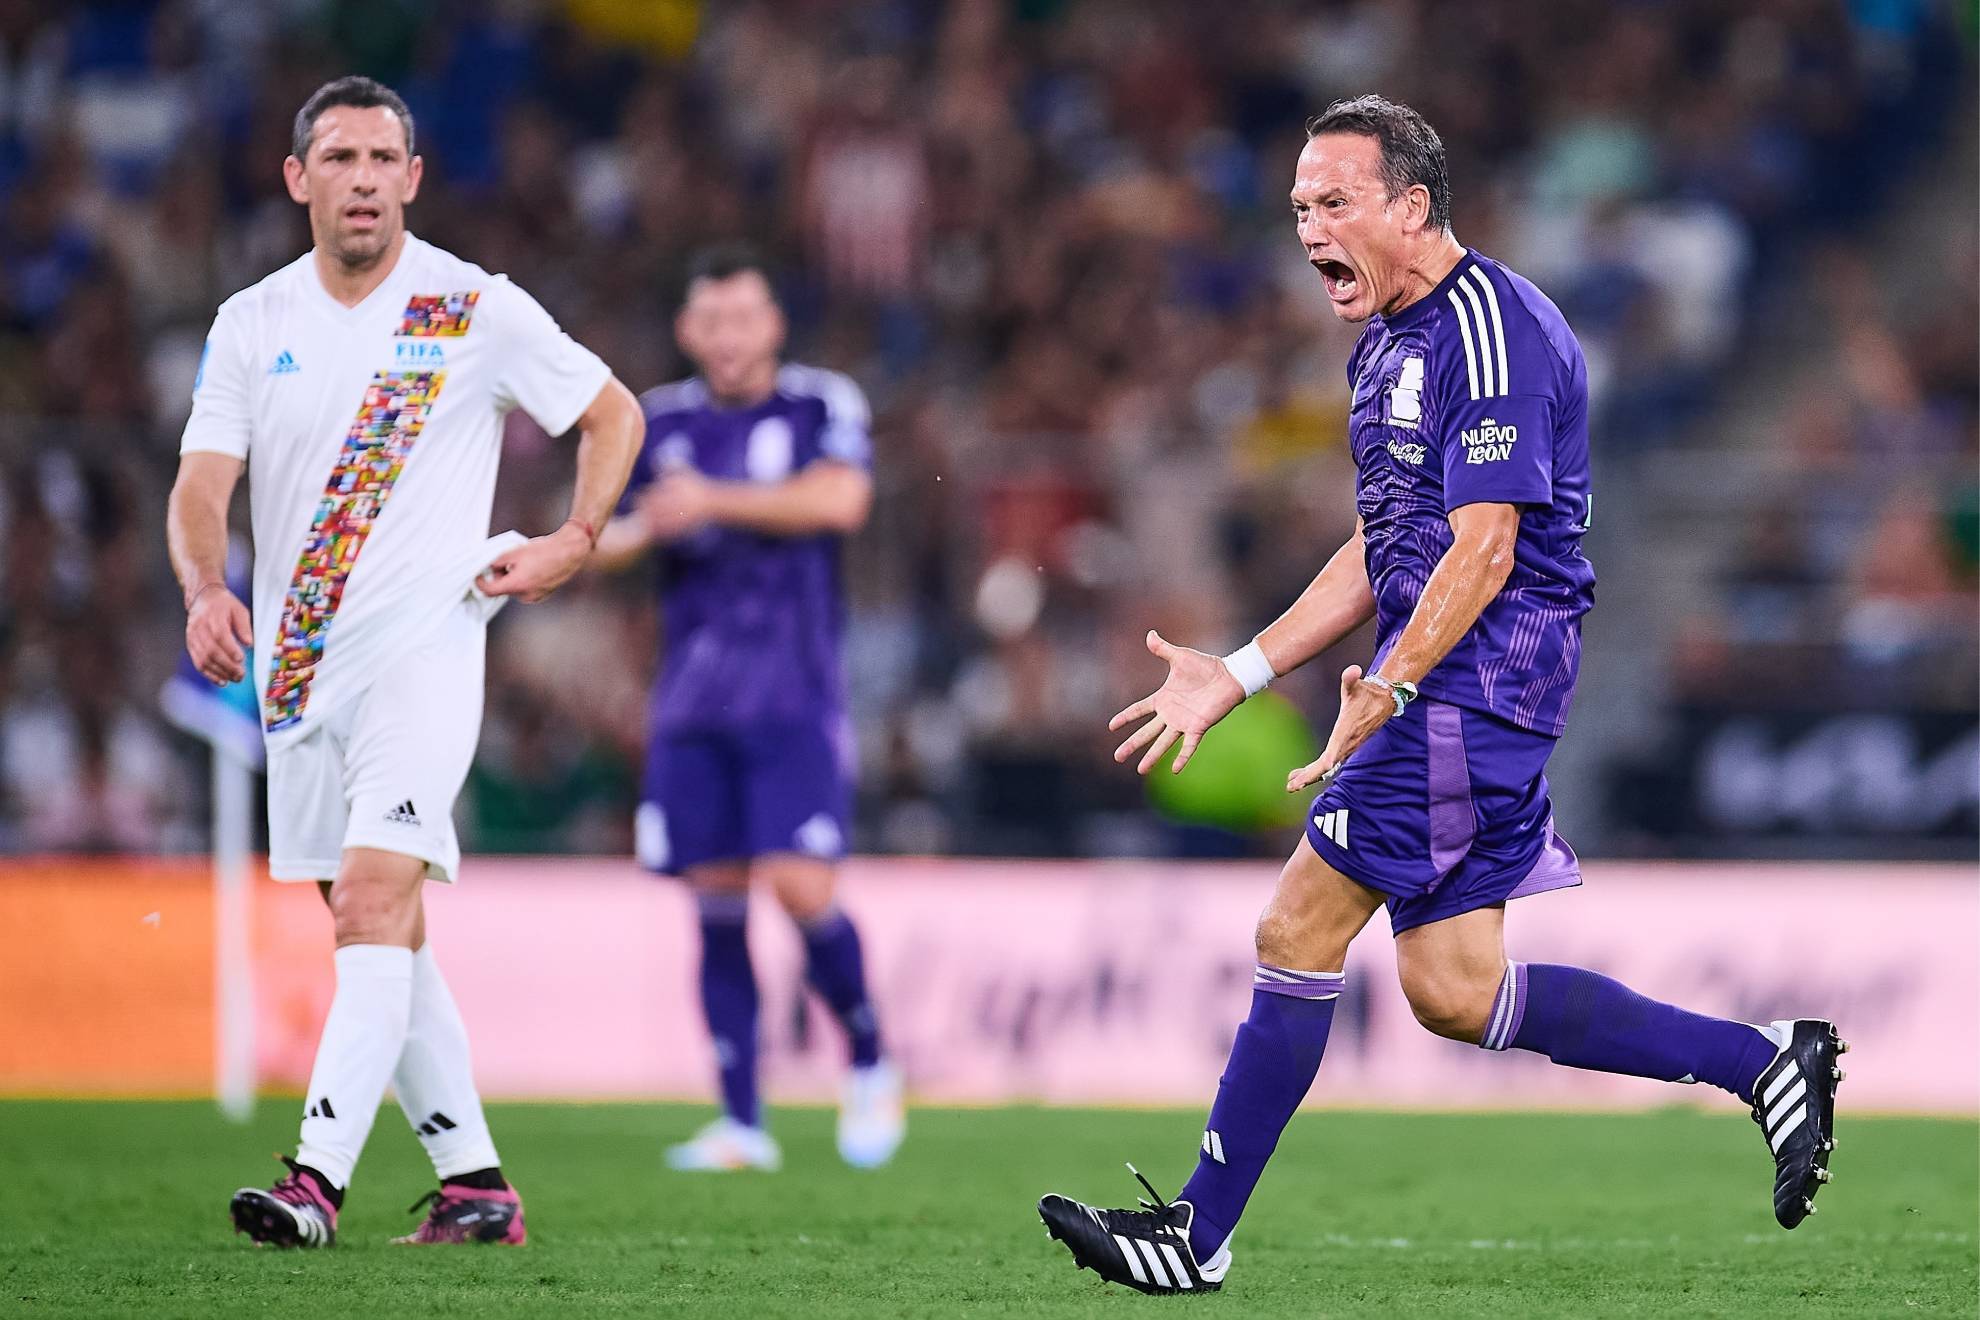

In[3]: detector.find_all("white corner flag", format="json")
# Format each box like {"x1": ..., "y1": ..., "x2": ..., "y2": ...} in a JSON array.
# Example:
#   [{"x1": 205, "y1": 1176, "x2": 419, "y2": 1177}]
[{"x1": 158, "y1": 547, "x2": 260, "y2": 1123}]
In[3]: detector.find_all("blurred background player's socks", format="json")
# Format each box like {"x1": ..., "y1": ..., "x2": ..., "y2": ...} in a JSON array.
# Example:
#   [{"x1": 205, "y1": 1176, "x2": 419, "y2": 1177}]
[
  {"x1": 296, "y1": 943, "x2": 415, "y2": 1188},
  {"x1": 1178, "y1": 966, "x2": 1343, "y2": 1261},
  {"x1": 697, "y1": 892, "x2": 762, "y2": 1128},
  {"x1": 393, "y1": 943, "x2": 503, "y2": 1182},
  {"x1": 801, "y1": 906, "x2": 881, "y2": 1068},
  {"x1": 1488, "y1": 962, "x2": 1782, "y2": 1103}
]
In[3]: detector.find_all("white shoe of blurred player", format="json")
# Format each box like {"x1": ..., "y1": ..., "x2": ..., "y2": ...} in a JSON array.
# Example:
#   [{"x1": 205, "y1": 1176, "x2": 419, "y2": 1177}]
[
  {"x1": 837, "y1": 1060, "x2": 906, "y2": 1169},
  {"x1": 665, "y1": 1117, "x2": 782, "y2": 1172}
]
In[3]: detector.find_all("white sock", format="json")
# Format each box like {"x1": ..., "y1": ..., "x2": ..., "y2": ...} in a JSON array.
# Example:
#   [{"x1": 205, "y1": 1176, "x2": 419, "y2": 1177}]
[
  {"x1": 393, "y1": 944, "x2": 501, "y2": 1180},
  {"x1": 295, "y1": 944, "x2": 415, "y2": 1189}
]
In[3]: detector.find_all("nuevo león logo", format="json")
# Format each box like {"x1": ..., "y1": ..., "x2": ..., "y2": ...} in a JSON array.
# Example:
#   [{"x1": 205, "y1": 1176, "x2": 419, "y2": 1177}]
[{"x1": 1462, "y1": 418, "x2": 1516, "y2": 463}]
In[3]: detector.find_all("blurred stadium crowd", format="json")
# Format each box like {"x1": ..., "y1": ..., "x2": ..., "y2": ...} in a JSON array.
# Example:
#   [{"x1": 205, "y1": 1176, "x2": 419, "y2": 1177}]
[{"x1": 0, "y1": 0, "x2": 1971, "y2": 858}]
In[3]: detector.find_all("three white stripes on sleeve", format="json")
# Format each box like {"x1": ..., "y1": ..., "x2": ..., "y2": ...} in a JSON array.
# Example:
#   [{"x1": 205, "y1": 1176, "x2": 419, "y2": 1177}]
[{"x1": 1447, "y1": 266, "x2": 1510, "y2": 401}]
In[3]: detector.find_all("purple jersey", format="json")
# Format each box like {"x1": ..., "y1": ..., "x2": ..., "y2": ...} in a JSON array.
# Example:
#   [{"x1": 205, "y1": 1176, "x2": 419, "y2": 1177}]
[
  {"x1": 1348, "y1": 250, "x2": 1596, "y2": 736},
  {"x1": 626, "y1": 365, "x2": 872, "y2": 733}
]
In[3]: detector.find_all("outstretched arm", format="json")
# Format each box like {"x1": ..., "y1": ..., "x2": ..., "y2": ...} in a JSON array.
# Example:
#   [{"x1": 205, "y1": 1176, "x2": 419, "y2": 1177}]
[
  {"x1": 1110, "y1": 523, "x2": 1375, "y2": 776},
  {"x1": 479, "y1": 376, "x2": 643, "y2": 602},
  {"x1": 1367, "y1": 501, "x2": 1517, "y2": 687},
  {"x1": 1288, "y1": 501, "x2": 1518, "y2": 791},
  {"x1": 1251, "y1": 522, "x2": 1377, "y2": 678}
]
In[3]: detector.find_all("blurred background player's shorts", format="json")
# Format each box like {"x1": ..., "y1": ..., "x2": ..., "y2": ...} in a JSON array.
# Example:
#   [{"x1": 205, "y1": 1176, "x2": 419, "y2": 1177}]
[
  {"x1": 1306, "y1": 698, "x2": 1582, "y2": 933},
  {"x1": 265, "y1": 597, "x2": 487, "y2": 884},
  {"x1": 635, "y1": 720, "x2": 851, "y2": 875}
]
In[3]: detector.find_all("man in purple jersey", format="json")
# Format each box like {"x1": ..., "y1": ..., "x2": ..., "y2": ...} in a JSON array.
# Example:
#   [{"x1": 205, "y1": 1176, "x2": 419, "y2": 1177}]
[
  {"x1": 591, "y1": 246, "x2": 903, "y2": 1172},
  {"x1": 1038, "y1": 97, "x2": 1846, "y2": 1295}
]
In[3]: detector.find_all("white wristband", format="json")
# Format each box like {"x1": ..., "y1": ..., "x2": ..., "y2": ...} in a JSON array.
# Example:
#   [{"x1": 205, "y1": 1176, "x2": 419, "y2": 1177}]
[{"x1": 1221, "y1": 640, "x2": 1276, "y2": 698}]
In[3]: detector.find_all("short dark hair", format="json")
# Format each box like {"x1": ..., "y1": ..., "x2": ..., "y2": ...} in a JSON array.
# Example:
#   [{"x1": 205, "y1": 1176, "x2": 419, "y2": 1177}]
[
  {"x1": 684, "y1": 242, "x2": 773, "y2": 291},
  {"x1": 1305, "y1": 95, "x2": 1451, "y2": 232},
  {"x1": 292, "y1": 76, "x2": 415, "y2": 163}
]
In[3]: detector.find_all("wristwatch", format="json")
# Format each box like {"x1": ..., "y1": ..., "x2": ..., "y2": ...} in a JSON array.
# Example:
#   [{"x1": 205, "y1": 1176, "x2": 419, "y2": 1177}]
[{"x1": 1364, "y1": 675, "x2": 1419, "y2": 718}]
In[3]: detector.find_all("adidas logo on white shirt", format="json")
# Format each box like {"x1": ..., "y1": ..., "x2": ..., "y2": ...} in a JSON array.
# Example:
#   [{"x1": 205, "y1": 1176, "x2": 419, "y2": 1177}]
[
  {"x1": 268, "y1": 349, "x2": 300, "y2": 375},
  {"x1": 383, "y1": 799, "x2": 420, "y2": 826}
]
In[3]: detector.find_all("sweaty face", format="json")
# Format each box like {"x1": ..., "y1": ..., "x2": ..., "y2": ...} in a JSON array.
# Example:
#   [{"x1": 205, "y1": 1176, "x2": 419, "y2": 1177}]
[
  {"x1": 1291, "y1": 133, "x2": 1415, "y2": 323},
  {"x1": 285, "y1": 105, "x2": 420, "y2": 268},
  {"x1": 677, "y1": 272, "x2": 786, "y2": 400}
]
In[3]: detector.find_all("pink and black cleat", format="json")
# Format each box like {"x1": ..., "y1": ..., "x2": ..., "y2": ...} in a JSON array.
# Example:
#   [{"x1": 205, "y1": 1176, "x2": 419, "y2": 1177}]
[
  {"x1": 393, "y1": 1182, "x2": 527, "y2": 1245},
  {"x1": 230, "y1": 1156, "x2": 338, "y2": 1248}
]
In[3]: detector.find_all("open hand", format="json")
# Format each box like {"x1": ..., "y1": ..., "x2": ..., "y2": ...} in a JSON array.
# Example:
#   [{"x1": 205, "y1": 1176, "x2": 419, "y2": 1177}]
[
  {"x1": 1286, "y1": 665, "x2": 1394, "y2": 793},
  {"x1": 1108, "y1": 630, "x2": 1246, "y2": 775},
  {"x1": 476, "y1": 523, "x2": 591, "y2": 603}
]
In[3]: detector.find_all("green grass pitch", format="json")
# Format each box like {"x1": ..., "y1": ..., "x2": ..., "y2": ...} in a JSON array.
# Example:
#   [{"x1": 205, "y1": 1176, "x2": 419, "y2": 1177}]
[{"x1": 0, "y1": 1101, "x2": 1973, "y2": 1317}]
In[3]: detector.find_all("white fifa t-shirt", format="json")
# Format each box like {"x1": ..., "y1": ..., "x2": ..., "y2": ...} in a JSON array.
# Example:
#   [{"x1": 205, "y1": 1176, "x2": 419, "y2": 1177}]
[{"x1": 181, "y1": 233, "x2": 611, "y2": 748}]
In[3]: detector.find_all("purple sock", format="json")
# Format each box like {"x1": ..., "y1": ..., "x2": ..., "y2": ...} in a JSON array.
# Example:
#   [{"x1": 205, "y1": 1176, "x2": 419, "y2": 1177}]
[
  {"x1": 696, "y1": 893, "x2": 761, "y2": 1127},
  {"x1": 1178, "y1": 965, "x2": 1342, "y2": 1260},
  {"x1": 1484, "y1": 962, "x2": 1780, "y2": 1103},
  {"x1": 801, "y1": 907, "x2": 882, "y2": 1068}
]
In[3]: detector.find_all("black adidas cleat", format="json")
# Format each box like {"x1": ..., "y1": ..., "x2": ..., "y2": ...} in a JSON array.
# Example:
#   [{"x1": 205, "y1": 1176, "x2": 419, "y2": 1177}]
[
  {"x1": 1038, "y1": 1164, "x2": 1230, "y2": 1295},
  {"x1": 1751, "y1": 1018, "x2": 1847, "y2": 1229}
]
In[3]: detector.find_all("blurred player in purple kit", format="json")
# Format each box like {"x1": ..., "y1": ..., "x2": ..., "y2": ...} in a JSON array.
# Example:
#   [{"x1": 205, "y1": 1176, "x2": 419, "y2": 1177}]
[
  {"x1": 1037, "y1": 96, "x2": 1846, "y2": 1295},
  {"x1": 592, "y1": 247, "x2": 903, "y2": 1172}
]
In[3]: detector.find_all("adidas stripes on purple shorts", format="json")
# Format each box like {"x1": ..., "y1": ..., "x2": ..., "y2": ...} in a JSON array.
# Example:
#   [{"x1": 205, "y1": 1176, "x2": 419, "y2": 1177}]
[{"x1": 1304, "y1": 697, "x2": 1581, "y2": 933}]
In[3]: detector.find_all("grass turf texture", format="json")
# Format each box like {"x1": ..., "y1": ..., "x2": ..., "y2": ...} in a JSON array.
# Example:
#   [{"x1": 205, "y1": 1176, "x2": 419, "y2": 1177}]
[{"x1": 0, "y1": 1102, "x2": 1972, "y2": 1318}]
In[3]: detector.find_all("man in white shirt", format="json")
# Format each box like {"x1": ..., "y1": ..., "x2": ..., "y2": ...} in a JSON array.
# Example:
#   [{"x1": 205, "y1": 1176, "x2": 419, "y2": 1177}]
[{"x1": 166, "y1": 76, "x2": 642, "y2": 1248}]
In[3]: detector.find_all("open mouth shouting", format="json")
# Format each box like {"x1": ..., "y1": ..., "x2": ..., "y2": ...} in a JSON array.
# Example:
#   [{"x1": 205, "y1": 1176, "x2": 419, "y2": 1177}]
[{"x1": 1312, "y1": 256, "x2": 1359, "y2": 305}]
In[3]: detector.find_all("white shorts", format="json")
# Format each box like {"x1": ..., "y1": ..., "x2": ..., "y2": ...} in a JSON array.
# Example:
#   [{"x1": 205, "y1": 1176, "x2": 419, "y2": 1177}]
[{"x1": 265, "y1": 598, "x2": 486, "y2": 883}]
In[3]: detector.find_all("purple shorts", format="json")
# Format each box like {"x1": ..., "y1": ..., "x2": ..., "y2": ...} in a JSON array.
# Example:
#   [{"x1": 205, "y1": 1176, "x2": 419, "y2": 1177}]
[
  {"x1": 1305, "y1": 697, "x2": 1581, "y2": 934},
  {"x1": 635, "y1": 720, "x2": 852, "y2": 876}
]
